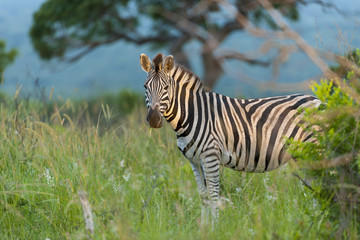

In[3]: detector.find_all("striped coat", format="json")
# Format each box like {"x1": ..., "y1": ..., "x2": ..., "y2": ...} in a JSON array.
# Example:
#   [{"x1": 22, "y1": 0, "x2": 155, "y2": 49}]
[{"x1": 140, "y1": 53, "x2": 321, "y2": 224}]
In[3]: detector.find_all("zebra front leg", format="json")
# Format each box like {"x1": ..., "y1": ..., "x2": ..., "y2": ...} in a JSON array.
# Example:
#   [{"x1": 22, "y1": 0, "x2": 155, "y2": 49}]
[
  {"x1": 190, "y1": 162, "x2": 210, "y2": 227},
  {"x1": 200, "y1": 153, "x2": 220, "y2": 227},
  {"x1": 190, "y1": 161, "x2": 207, "y2": 198}
]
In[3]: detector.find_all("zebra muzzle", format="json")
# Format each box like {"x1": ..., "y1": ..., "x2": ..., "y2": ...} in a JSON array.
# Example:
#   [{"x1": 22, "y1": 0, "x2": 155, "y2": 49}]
[{"x1": 146, "y1": 106, "x2": 163, "y2": 128}]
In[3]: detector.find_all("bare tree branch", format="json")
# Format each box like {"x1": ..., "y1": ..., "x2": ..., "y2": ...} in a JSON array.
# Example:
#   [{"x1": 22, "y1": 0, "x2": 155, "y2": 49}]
[
  {"x1": 160, "y1": 9, "x2": 217, "y2": 46},
  {"x1": 217, "y1": 0, "x2": 360, "y2": 103},
  {"x1": 299, "y1": 153, "x2": 355, "y2": 170},
  {"x1": 297, "y1": 0, "x2": 345, "y2": 15},
  {"x1": 257, "y1": 0, "x2": 332, "y2": 74},
  {"x1": 292, "y1": 172, "x2": 316, "y2": 192},
  {"x1": 258, "y1": 78, "x2": 314, "y2": 92},
  {"x1": 217, "y1": 50, "x2": 271, "y2": 66},
  {"x1": 66, "y1": 34, "x2": 176, "y2": 62},
  {"x1": 169, "y1": 35, "x2": 192, "y2": 68},
  {"x1": 257, "y1": 0, "x2": 360, "y2": 104}
]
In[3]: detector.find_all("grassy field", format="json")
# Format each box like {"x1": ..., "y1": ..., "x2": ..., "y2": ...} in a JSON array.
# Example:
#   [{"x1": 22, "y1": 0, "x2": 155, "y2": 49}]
[{"x1": 0, "y1": 97, "x2": 335, "y2": 239}]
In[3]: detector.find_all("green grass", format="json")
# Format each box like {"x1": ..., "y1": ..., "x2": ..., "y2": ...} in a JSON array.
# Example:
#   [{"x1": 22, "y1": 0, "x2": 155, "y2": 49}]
[{"x1": 0, "y1": 99, "x2": 336, "y2": 239}]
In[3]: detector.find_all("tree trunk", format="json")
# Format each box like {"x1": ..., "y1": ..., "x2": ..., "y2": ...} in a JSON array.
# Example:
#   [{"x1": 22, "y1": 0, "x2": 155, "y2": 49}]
[
  {"x1": 171, "y1": 37, "x2": 223, "y2": 91},
  {"x1": 171, "y1": 50, "x2": 191, "y2": 69},
  {"x1": 201, "y1": 50, "x2": 223, "y2": 91},
  {"x1": 170, "y1": 36, "x2": 191, "y2": 69}
]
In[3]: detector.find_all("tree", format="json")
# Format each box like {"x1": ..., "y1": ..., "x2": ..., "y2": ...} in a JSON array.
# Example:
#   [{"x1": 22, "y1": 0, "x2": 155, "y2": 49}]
[
  {"x1": 0, "y1": 40, "x2": 18, "y2": 85},
  {"x1": 30, "y1": 0, "x2": 307, "y2": 90}
]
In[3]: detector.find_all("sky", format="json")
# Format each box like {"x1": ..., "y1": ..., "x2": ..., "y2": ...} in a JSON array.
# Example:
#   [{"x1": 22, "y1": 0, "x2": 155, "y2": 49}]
[{"x1": 0, "y1": 0, "x2": 359, "y2": 99}]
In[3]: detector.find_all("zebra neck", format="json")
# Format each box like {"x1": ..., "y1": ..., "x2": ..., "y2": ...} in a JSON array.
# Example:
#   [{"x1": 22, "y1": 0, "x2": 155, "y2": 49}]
[{"x1": 164, "y1": 65, "x2": 204, "y2": 134}]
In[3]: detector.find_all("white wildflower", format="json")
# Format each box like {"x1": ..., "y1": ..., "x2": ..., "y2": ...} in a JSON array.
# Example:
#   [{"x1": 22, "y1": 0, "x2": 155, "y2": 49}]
[
  {"x1": 266, "y1": 194, "x2": 277, "y2": 202},
  {"x1": 263, "y1": 174, "x2": 270, "y2": 184},
  {"x1": 107, "y1": 175, "x2": 120, "y2": 193},
  {"x1": 236, "y1": 187, "x2": 242, "y2": 193},
  {"x1": 123, "y1": 170, "x2": 131, "y2": 182},
  {"x1": 112, "y1": 183, "x2": 118, "y2": 193},
  {"x1": 108, "y1": 175, "x2": 115, "y2": 182},
  {"x1": 119, "y1": 159, "x2": 125, "y2": 168},
  {"x1": 44, "y1": 168, "x2": 54, "y2": 186}
]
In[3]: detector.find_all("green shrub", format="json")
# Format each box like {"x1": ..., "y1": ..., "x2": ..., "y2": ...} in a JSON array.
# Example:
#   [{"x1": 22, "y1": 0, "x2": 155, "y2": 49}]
[
  {"x1": 82, "y1": 90, "x2": 144, "y2": 123},
  {"x1": 0, "y1": 39, "x2": 18, "y2": 84},
  {"x1": 288, "y1": 50, "x2": 360, "y2": 238}
]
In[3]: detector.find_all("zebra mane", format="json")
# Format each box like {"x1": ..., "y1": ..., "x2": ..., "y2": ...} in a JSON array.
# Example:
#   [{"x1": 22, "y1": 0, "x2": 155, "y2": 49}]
[
  {"x1": 173, "y1": 63, "x2": 204, "y2": 90},
  {"x1": 153, "y1": 53, "x2": 164, "y2": 72}
]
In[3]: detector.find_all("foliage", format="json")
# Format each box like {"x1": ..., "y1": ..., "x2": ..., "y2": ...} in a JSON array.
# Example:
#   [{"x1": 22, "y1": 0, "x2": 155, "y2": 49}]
[
  {"x1": 0, "y1": 88, "x2": 144, "y2": 129},
  {"x1": 29, "y1": 0, "x2": 303, "y2": 89},
  {"x1": 288, "y1": 50, "x2": 360, "y2": 238},
  {"x1": 0, "y1": 90, "x2": 335, "y2": 239},
  {"x1": 29, "y1": 0, "x2": 299, "y2": 60},
  {"x1": 0, "y1": 39, "x2": 18, "y2": 84},
  {"x1": 86, "y1": 89, "x2": 144, "y2": 118}
]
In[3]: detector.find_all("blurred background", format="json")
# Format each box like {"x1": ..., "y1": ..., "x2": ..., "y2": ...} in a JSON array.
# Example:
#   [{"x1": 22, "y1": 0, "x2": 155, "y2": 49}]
[
  {"x1": 1, "y1": 2, "x2": 360, "y2": 238},
  {"x1": 1, "y1": 0, "x2": 359, "y2": 99}
]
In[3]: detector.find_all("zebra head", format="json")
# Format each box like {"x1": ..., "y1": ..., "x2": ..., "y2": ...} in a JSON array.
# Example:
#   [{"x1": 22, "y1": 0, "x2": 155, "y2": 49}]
[{"x1": 140, "y1": 53, "x2": 175, "y2": 128}]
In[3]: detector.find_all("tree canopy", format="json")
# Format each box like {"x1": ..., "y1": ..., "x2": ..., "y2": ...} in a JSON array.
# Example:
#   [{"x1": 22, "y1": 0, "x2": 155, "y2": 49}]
[
  {"x1": 30, "y1": 0, "x2": 322, "y2": 89},
  {"x1": 0, "y1": 40, "x2": 18, "y2": 84}
]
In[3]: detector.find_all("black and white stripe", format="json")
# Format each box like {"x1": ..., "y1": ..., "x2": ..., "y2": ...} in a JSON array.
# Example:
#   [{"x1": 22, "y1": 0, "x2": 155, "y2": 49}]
[{"x1": 141, "y1": 53, "x2": 321, "y2": 223}]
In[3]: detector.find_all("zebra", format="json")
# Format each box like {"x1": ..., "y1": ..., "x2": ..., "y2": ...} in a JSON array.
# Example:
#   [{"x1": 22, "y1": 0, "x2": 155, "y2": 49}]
[{"x1": 140, "y1": 53, "x2": 321, "y2": 225}]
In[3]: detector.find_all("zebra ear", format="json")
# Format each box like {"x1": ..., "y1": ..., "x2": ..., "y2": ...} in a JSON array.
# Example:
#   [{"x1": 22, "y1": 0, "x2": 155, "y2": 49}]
[
  {"x1": 164, "y1": 55, "x2": 174, "y2": 74},
  {"x1": 140, "y1": 53, "x2": 152, "y2": 72}
]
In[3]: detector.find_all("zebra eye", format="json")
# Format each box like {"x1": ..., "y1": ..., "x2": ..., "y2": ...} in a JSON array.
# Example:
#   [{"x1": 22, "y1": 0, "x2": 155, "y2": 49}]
[{"x1": 164, "y1": 85, "x2": 169, "y2": 90}]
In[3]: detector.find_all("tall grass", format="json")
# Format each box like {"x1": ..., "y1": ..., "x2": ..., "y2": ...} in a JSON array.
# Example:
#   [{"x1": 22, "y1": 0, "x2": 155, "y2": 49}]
[{"x1": 0, "y1": 95, "x2": 334, "y2": 239}]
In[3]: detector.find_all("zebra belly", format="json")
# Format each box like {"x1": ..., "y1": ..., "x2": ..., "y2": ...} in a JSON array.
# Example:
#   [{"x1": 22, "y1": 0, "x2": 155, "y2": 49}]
[
  {"x1": 221, "y1": 151, "x2": 246, "y2": 171},
  {"x1": 220, "y1": 152, "x2": 259, "y2": 172},
  {"x1": 221, "y1": 149, "x2": 290, "y2": 173}
]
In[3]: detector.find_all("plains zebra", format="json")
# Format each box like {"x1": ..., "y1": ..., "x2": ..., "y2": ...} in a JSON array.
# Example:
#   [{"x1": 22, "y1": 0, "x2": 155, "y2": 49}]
[{"x1": 140, "y1": 53, "x2": 321, "y2": 224}]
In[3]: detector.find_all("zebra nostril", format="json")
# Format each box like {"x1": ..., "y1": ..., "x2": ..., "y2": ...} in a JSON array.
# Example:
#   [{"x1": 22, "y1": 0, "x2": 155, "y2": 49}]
[{"x1": 147, "y1": 106, "x2": 162, "y2": 128}]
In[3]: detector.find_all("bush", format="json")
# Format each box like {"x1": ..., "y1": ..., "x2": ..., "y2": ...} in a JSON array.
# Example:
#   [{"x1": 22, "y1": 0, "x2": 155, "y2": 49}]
[
  {"x1": 288, "y1": 50, "x2": 360, "y2": 238},
  {"x1": 0, "y1": 39, "x2": 18, "y2": 84},
  {"x1": 85, "y1": 90, "x2": 144, "y2": 120}
]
